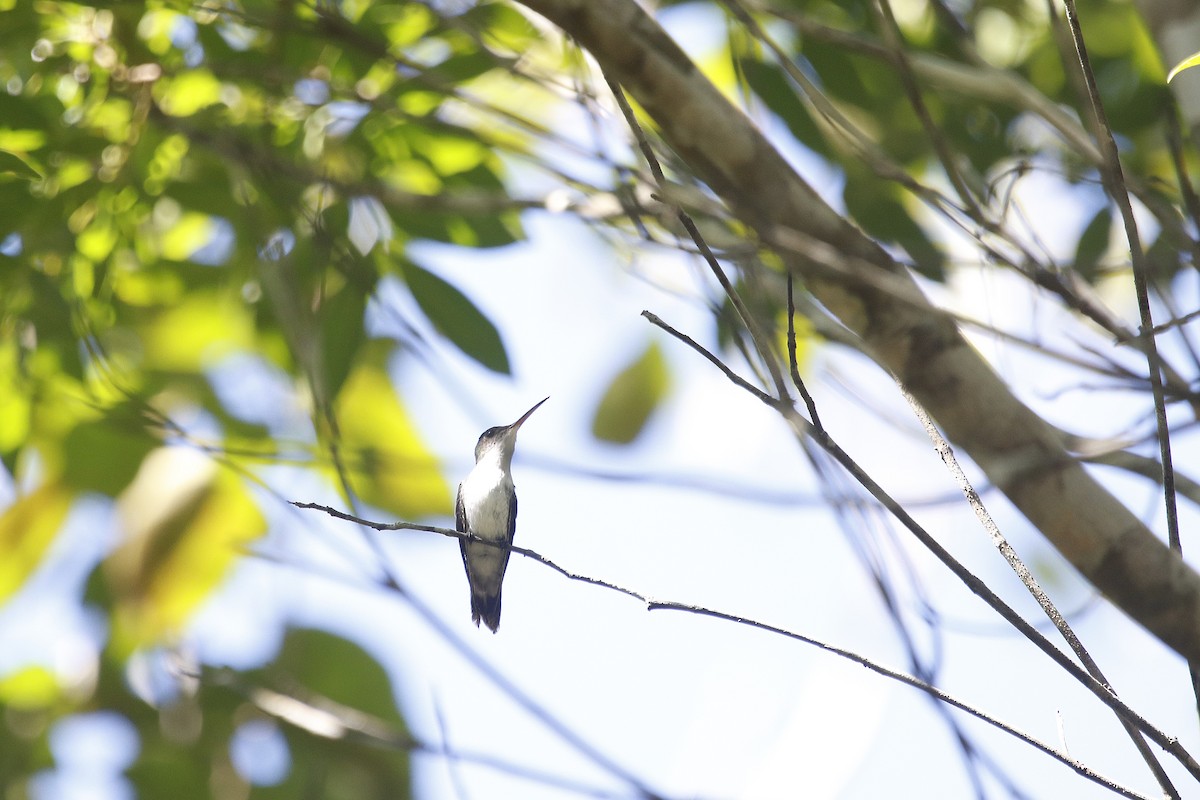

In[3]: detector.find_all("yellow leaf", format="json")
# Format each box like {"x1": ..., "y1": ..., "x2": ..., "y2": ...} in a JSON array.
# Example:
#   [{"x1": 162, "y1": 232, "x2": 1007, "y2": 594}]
[
  {"x1": 161, "y1": 211, "x2": 216, "y2": 261},
  {"x1": 0, "y1": 665, "x2": 61, "y2": 708},
  {"x1": 76, "y1": 214, "x2": 117, "y2": 261},
  {"x1": 155, "y1": 70, "x2": 222, "y2": 117},
  {"x1": 139, "y1": 9, "x2": 184, "y2": 55},
  {"x1": 698, "y1": 49, "x2": 739, "y2": 101},
  {"x1": 412, "y1": 130, "x2": 487, "y2": 176},
  {"x1": 378, "y1": 3, "x2": 436, "y2": 48},
  {"x1": 592, "y1": 342, "x2": 670, "y2": 444},
  {"x1": 1167, "y1": 50, "x2": 1200, "y2": 83},
  {"x1": 331, "y1": 342, "x2": 453, "y2": 518},
  {"x1": 111, "y1": 448, "x2": 265, "y2": 650},
  {"x1": 0, "y1": 130, "x2": 47, "y2": 153},
  {"x1": 140, "y1": 292, "x2": 253, "y2": 371},
  {"x1": 0, "y1": 338, "x2": 31, "y2": 453},
  {"x1": 776, "y1": 307, "x2": 819, "y2": 375},
  {"x1": 0, "y1": 482, "x2": 73, "y2": 602}
]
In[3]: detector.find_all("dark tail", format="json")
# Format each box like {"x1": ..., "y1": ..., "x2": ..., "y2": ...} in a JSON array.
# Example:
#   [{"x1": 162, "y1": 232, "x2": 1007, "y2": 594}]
[{"x1": 472, "y1": 591, "x2": 502, "y2": 633}]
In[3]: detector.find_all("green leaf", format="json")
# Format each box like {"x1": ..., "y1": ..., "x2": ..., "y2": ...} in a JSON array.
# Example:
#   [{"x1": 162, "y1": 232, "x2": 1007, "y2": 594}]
[
  {"x1": 1074, "y1": 207, "x2": 1112, "y2": 281},
  {"x1": 802, "y1": 39, "x2": 872, "y2": 104},
  {"x1": 843, "y1": 176, "x2": 944, "y2": 280},
  {"x1": 274, "y1": 628, "x2": 407, "y2": 727},
  {"x1": 1145, "y1": 232, "x2": 1183, "y2": 281},
  {"x1": 592, "y1": 342, "x2": 670, "y2": 444},
  {"x1": 427, "y1": 50, "x2": 499, "y2": 85},
  {"x1": 0, "y1": 149, "x2": 43, "y2": 181},
  {"x1": 62, "y1": 416, "x2": 158, "y2": 496},
  {"x1": 318, "y1": 285, "x2": 368, "y2": 400},
  {"x1": 254, "y1": 628, "x2": 411, "y2": 799},
  {"x1": 464, "y1": 2, "x2": 540, "y2": 53},
  {"x1": 1168, "y1": 50, "x2": 1200, "y2": 83},
  {"x1": 400, "y1": 261, "x2": 510, "y2": 374},
  {"x1": 0, "y1": 337, "x2": 31, "y2": 458},
  {"x1": 26, "y1": 270, "x2": 86, "y2": 380},
  {"x1": 739, "y1": 57, "x2": 828, "y2": 156}
]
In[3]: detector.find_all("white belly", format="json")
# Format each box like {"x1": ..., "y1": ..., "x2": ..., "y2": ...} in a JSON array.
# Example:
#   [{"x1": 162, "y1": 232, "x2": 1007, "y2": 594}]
[{"x1": 461, "y1": 465, "x2": 514, "y2": 542}]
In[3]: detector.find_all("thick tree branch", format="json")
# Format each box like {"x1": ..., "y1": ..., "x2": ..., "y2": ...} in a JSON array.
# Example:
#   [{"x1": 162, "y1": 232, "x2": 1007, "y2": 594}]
[{"x1": 514, "y1": 0, "x2": 1200, "y2": 663}]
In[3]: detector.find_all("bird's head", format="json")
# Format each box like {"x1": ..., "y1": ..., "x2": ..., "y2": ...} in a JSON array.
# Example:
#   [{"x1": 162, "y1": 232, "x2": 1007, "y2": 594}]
[{"x1": 473, "y1": 397, "x2": 548, "y2": 464}]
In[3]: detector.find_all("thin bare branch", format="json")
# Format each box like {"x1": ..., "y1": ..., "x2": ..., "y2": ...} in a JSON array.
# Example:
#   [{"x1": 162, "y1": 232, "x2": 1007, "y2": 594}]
[
  {"x1": 291, "y1": 502, "x2": 648, "y2": 603},
  {"x1": 901, "y1": 390, "x2": 1178, "y2": 798},
  {"x1": 603, "y1": 72, "x2": 790, "y2": 401},
  {"x1": 1059, "y1": 0, "x2": 1180, "y2": 552},
  {"x1": 191, "y1": 665, "x2": 641, "y2": 800},
  {"x1": 640, "y1": 308, "x2": 1200, "y2": 781},
  {"x1": 1061, "y1": 0, "x2": 1195, "y2": 722},
  {"x1": 786, "y1": 272, "x2": 823, "y2": 431},
  {"x1": 286, "y1": 503, "x2": 1157, "y2": 798},
  {"x1": 645, "y1": 601, "x2": 1156, "y2": 800}
]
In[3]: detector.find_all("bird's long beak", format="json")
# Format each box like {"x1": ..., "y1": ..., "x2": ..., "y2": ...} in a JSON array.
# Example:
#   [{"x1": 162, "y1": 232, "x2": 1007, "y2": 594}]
[{"x1": 509, "y1": 396, "x2": 549, "y2": 430}]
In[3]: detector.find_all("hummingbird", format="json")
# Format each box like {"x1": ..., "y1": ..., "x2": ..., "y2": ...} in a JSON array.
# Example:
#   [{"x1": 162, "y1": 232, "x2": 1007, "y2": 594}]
[{"x1": 456, "y1": 397, "x2": 548, "y2": 632}]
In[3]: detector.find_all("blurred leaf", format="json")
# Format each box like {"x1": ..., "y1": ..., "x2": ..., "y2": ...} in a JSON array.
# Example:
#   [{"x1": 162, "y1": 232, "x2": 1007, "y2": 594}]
[
  {"x1": 230, "y1": 628, "x2": 413, "y2": 799},
  {"x1": 844, "y1": 176, "x2": 944, "y2": 280},
  {"x1": 0, "y1": 149, "x2": 43, "y2": 181},
  {"x1": 373, "y1": 2, "x2": 436, "y2": 49},
  {"x1": 412, "y1": 130, "x2": 486, "y2": 179},
  {"x1": 139, "y1": 292, "x2": 255, "y2": 372},
  {"x1": 0, "y1": 665, "x2": 61, "y2": 708},
  {"x1": 740, "y1": 57, "x2": 828, "y2": 156},
  {"x1": 400, "y1": 261, "x2": 510, "y2": 374},
  {"x1": 802, "y1": 38, "x2": 873, "y2": 104},
  {"x1": 426, "y1": 50, "x2": 498, "y2": 85},
  {"x1": 76, "y1": 213, "x2": 118, "y2": 261},
  {"x1": 716, "y1": 272, "x2": 781, "y2": 354},
  {"x1": 0, "y1": 130, "x2": 45, "y2": 153},
  {"x1": 592, "y1": 342, "x2": 670, "y2": 444},
  {"x1": 0, "y1": 93, "x2": 54, "y2": 131},
  {"x1": 24, "y1": 270, "x2": 86, "y2": 381},
  {"x1": 274, "y1": 628, "x2": 406, "y2": 727},
  {"x1": 160, "y1": 212, "x2": 217, "y2": 261},
  {"x1": 1074, "y1": 206, "x2": 1112, "y2": 281},
  {"x1": 1145, "y1": 232, "x2": 1183, "y2": 281},
  {"x1": 331, "y1": 339, "x2": 453, "y2": 518},
  {"x1": 348, "y1": 196, "x2": 392, "y2": 255},
  {"x1": 319, "y1": 286, "x2": 368, "y2": 401},
  {"x1": 154, "y1": 70, "x2": 222, "y2": 117},
  {"x1": 775, "y1": 307, "x2": 818, "y2": 376},
  {"x1": 465, "y1": 2, "x2": 540, "y2": 53},
  {"x1": 456, "y1": 211, "x2": 523, "y2": 248},
  {"x1": 0, "y1": 338, "x2": 32, "y2": 459},
  {"x1": 62, "y1": 416, "x2": 158, "y2": 496},
  {"x1": 441, "y1": 169, "x2": 523, "y2": 248},
  {"x1": 0, "y1": 482, "x2": 73, "y2": 602},
  {"x1": 114, "y1": 651, "x2": 239, "y2": 800},
  {"x1": 109, "y1": 449, "x2": 266, "y2": 651}
]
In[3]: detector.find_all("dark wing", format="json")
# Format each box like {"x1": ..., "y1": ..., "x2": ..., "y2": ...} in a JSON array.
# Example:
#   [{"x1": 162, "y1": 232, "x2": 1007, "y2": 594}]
[
  {"x1": 456, "y1": 483, "x2": 470, "y2": 571},
  {"x1": 507, "y1": 491, "x2": 517, "y2": 546},
  {"x1": 455, "y1": 483, "x2": 467, "y2": 531}
]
